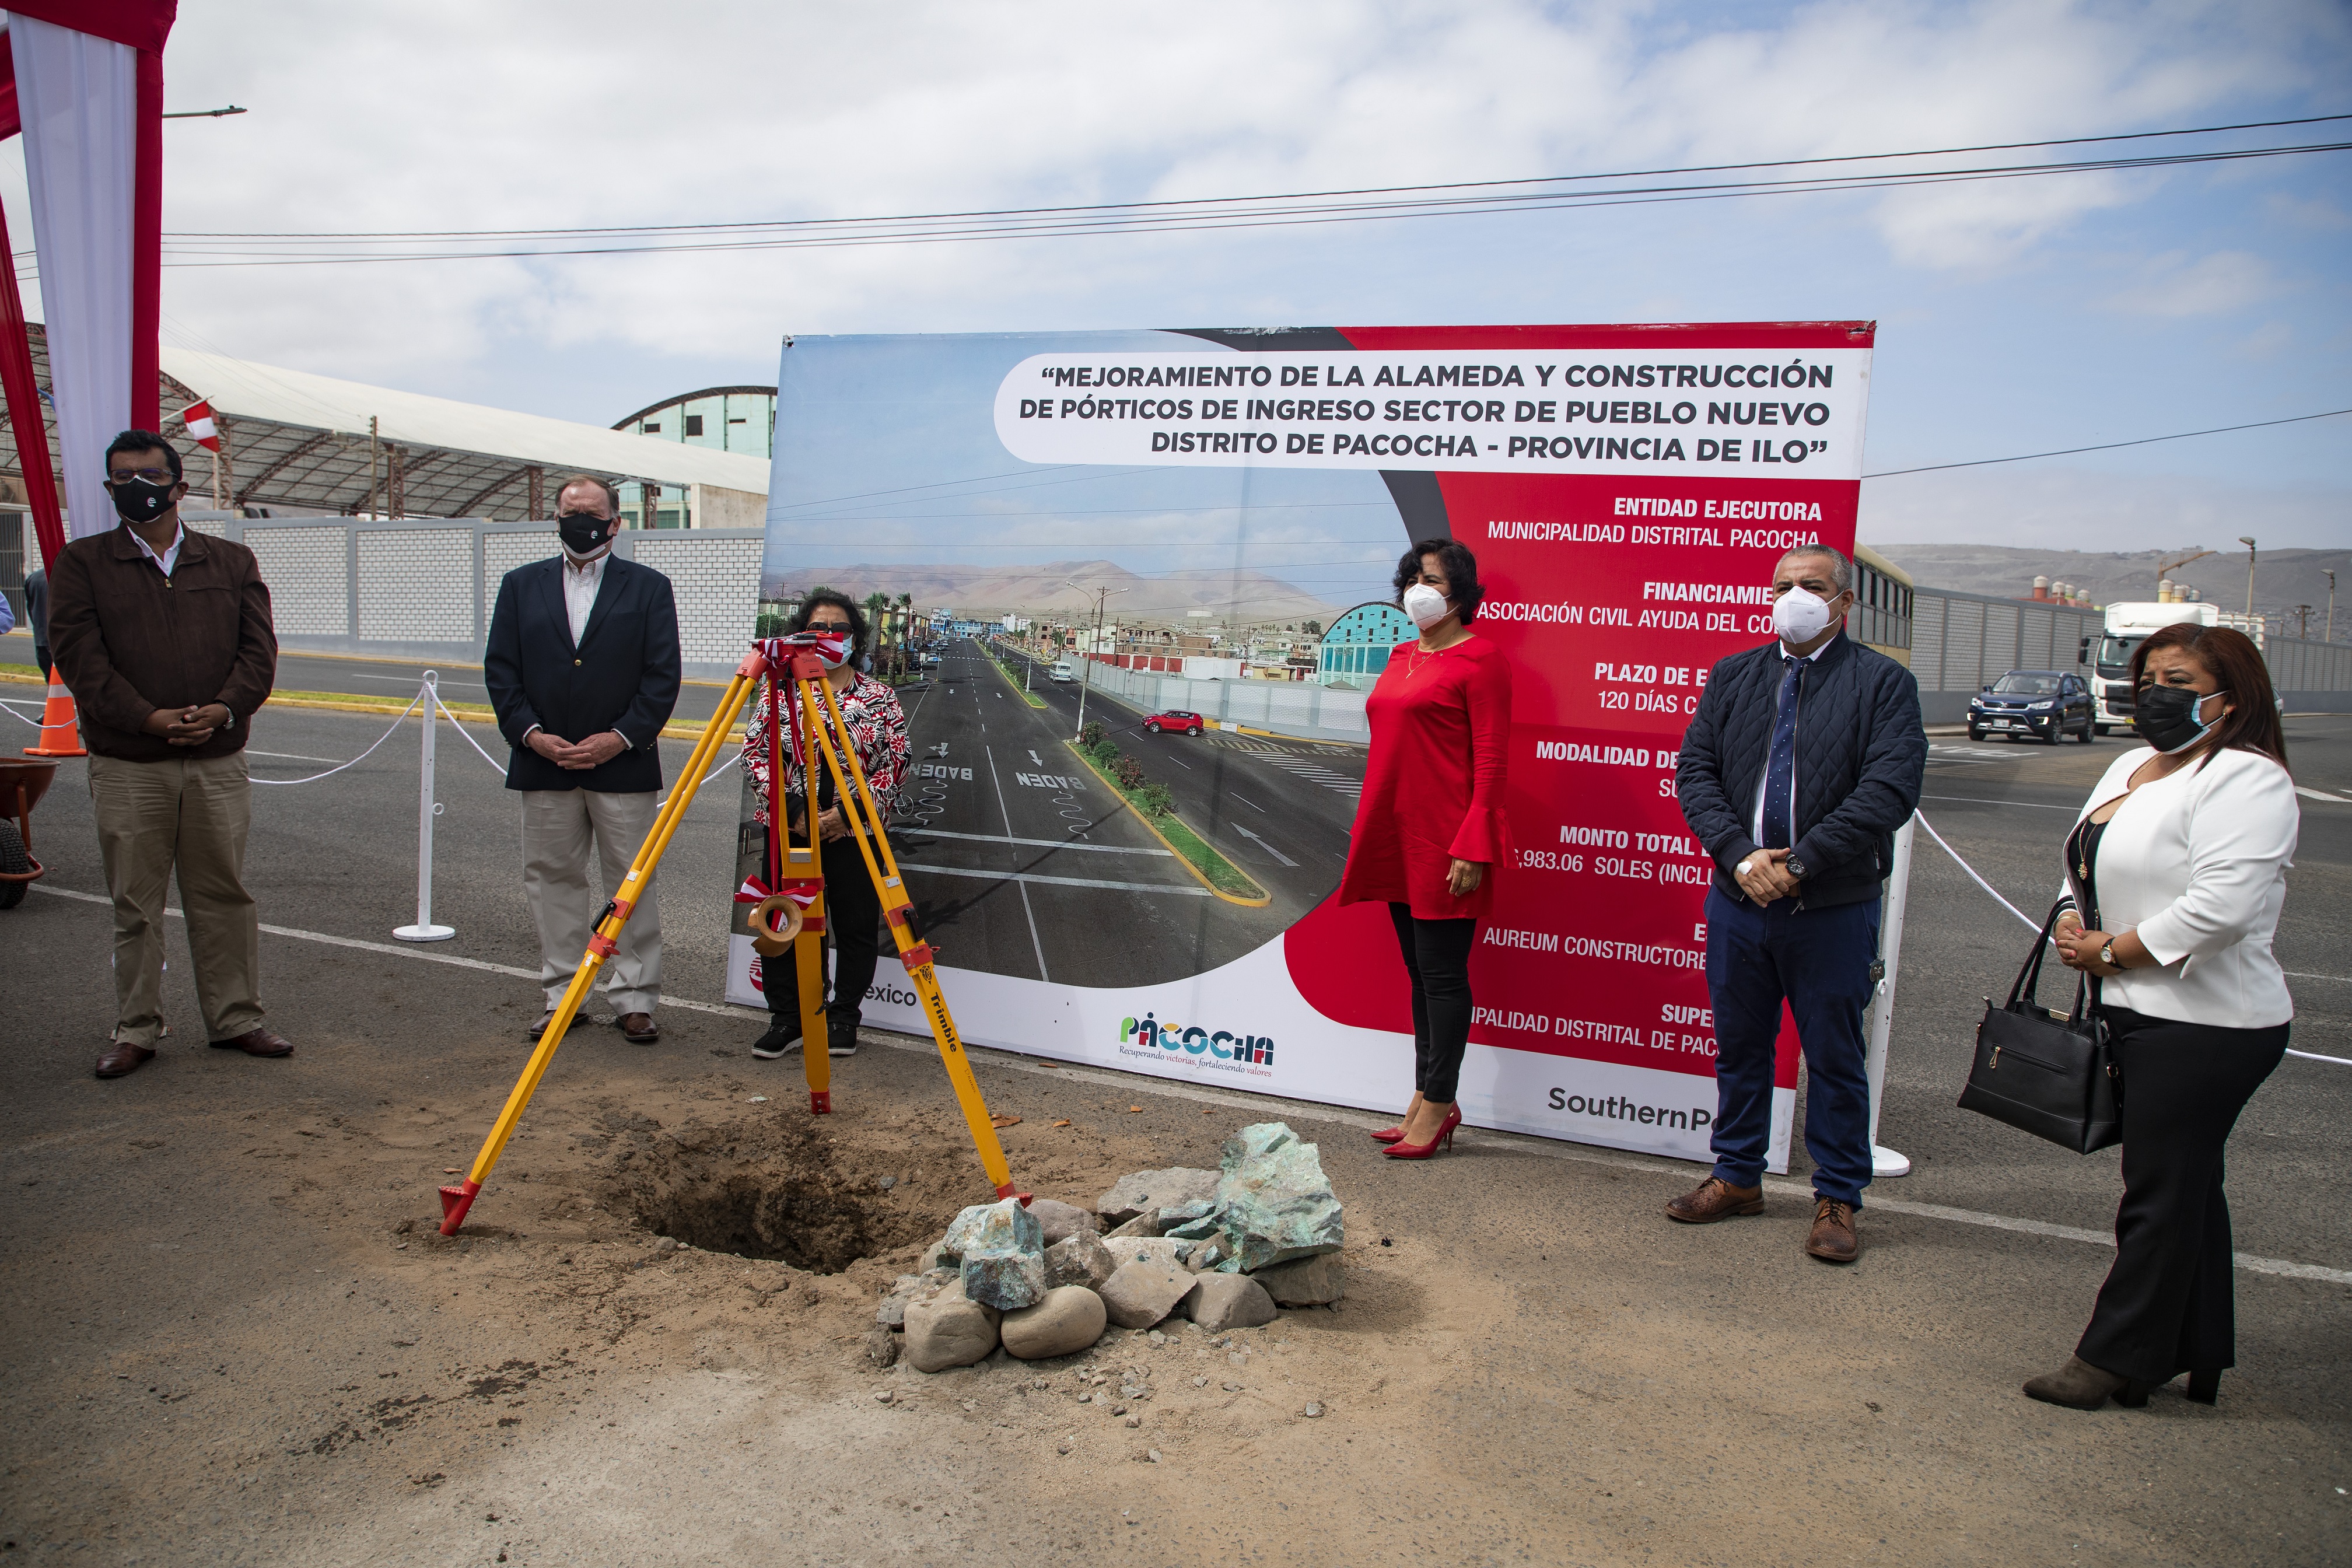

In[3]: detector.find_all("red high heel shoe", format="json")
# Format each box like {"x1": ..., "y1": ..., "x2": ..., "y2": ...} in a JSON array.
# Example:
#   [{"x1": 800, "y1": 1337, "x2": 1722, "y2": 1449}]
[
  {"x1": 1383, "y1": 1104, "x2": 1461, "y2": 1160},
  {"x1": 1369, "y1": 1124, "x2": 1407, "y2": 1144}
]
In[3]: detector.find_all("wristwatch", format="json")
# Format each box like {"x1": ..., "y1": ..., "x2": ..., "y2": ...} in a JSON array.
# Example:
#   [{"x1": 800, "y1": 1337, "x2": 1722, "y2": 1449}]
[
  {"x1": 2099, "y1": 939, "x2": 2120, "y2": 971},
  {"x1": 1785, "y1": 854, "x2": 1808, "y2": 880}
]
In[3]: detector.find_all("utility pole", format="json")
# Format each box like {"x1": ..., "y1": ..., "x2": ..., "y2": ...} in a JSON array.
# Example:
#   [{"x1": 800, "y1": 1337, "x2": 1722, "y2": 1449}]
[
  {"x1": 2294, "y1": 604, "x2": 2312, "y2": 639},
  {"x1": 2326, "y1": 570, "x2": 2338, "y2": 644},
  {"x1": 1063, "y1": 578, "x2": 1128, "y2": 738},
  {"x1": 366, "y1": 415, "x2": 380, "y2": 520},
  {"x1": 2238, "y1": 535, "x2": 2256, "y2": 617},
  {"x1": 216, "y1": 416, "x2": 235, "y2": 513}
]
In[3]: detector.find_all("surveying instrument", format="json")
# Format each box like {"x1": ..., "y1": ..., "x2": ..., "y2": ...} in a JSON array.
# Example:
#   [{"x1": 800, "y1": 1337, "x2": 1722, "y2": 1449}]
[{"x1": 439, "y1": 632, "x2": 1018, "y2": 1236}]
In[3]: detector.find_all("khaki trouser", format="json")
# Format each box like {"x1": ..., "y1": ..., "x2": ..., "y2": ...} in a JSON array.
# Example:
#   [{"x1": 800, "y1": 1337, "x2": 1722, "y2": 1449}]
[
  {"x1": 88, "y1": 751, "x2": 265, "y2": 1046},
  {"x1": 521, "y1": 789, "x2": 662, "y2": 1016}
]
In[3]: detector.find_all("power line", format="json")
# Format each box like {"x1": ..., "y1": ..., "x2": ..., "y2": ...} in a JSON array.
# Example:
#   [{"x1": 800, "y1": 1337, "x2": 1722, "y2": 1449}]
[
  {"x1": 1864, "y1": 407, "x2": 2352, "y2": 477},
  {"x1": 8, "y1": 118, "x2": 2331, "y2": 281},
  {"x1": 162, "y1": 111, "x2": 2352, "y2": 243},
  {"x1": 131, "y1": 140, "x2": 2349, "y2": 268}
]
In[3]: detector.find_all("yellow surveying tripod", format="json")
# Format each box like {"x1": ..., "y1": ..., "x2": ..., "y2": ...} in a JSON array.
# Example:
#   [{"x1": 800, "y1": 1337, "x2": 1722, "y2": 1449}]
[{"x1": 439, "y1": 636, "x2": 1019, "y2": 1237}]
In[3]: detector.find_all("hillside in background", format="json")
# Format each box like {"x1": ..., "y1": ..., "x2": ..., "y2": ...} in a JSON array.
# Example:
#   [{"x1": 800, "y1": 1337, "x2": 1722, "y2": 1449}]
[
  {"x1": 1874, "y1": 544, "x2": 2350, "y2": 636},
  {"x1": 761, "y1": 559, "x2": 1342, "y2": 626}
]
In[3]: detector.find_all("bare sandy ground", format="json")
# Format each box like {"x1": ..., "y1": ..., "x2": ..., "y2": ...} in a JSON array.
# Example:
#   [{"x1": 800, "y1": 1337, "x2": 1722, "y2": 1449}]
[{"x1": 5, "y1": 957, "x2": 2346, "y2": 1567}]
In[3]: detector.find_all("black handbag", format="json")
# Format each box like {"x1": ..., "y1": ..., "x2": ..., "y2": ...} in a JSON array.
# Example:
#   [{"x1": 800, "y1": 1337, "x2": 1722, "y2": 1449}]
[{"x1": 1956, "y1": 901, "x2": 2122, "y2": 1153}]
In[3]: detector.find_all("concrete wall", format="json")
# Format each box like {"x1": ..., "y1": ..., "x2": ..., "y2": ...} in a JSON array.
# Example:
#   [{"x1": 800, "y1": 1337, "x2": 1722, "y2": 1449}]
[
  {"x1": 184, "y1": 514, "x2": 765, "y2": 678},
  {"x1": 1047, "y1": 649, "x2": 1370, "y2": 744}
]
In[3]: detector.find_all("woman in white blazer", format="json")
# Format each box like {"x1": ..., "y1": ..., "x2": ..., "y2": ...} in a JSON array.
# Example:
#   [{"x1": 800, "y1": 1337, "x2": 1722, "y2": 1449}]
[{"x1": 2022, "y1": 623, "x2": 2298, "y2": 1412}]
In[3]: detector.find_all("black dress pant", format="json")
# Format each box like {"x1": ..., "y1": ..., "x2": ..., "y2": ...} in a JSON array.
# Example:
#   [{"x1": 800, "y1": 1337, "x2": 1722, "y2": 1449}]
[
  {"x1": 756, "y1": 802, "x2": 883, "y2": 1038},
  {"x1": 2076, "y1": 1006, "x2": 2288, "y2": 1383},
  {"x1": 1388, "y1": 904, "x2": 1477, "y2": 1104}
]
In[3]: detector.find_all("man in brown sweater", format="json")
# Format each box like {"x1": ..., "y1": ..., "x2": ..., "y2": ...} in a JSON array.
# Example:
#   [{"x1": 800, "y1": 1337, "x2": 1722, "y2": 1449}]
[{"x1": 48, "y1": 430, "x2": 288, "y2": 1078}]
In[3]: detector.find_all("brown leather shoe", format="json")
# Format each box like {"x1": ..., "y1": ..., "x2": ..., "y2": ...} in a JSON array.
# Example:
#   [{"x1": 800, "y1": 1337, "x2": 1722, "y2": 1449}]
[
  {"x1": 1665, "y1": 1177, "x2": 1764, "y2": 1223},
  {"x1": 618, "y1": 1012, "x2": 659, "y2": 1045},
  {"x1": 95, "y1": 1040, "x2": 156, "y2": 1079},
  {"x1": 209, "y1": 1027, "x2": 293, "y2": 1058},
  {"x1": 1805, "y1": 1196, "x2": 1860, "y2": 1263},
  {"x1": 526, "y1": 1009, "x2": 564, "y2": 1043}
]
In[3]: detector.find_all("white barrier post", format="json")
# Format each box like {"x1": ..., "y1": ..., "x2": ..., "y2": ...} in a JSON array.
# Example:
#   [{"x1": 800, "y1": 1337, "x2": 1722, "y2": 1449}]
[
  {"x1": 393, "y1": 671, "x2": 456, "y2": 943},
  {"x1": 1863, "y1": 816, "x2": 1915, "y2": 1176}
]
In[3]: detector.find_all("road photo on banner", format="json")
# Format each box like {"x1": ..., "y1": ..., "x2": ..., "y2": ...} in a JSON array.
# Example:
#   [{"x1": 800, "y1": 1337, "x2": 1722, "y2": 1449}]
[{"x1": 732, "y1": 324, "x2": 1877, "y2": 1169}]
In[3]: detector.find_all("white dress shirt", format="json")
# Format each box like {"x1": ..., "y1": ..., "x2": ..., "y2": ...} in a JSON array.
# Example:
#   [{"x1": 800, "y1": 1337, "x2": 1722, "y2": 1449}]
[
  {"x1": 129, "y1": 520, "x2": 186, "y2": 576},
  {"x1": 1750, "y1": 634, "x2": 1836, "y2": 845},
  {"x1": 2059, "y1": 746, "x2": 2299, "y2": 1028},
  {"x1": 561, "y1": 550, "x2": 607, "y2": 646}
]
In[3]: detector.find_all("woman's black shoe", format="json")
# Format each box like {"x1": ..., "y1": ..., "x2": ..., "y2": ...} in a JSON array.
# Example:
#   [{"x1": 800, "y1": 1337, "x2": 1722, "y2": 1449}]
[
  {"x1": 2185, "y1": 1368, "x2": 2221, "y2": 1405},
  {"x1": 2022, "y1": 1356, "x2": 2154, "y2": 1410},
  {"x1": 751, "y1": 1019, "x2": 802, "y2": 1059}
]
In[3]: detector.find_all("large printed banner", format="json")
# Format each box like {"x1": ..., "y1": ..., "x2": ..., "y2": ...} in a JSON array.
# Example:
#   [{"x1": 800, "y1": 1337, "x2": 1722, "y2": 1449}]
[{"x1": 737, "y1": 323, "x2": 1874, "y2": 1168}]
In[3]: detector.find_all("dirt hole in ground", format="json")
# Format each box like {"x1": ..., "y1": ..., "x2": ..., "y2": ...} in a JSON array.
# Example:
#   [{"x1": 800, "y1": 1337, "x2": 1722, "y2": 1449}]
[
  {"x1": 613, "y1": 1128, "x2": 944, "y2": 1275},
  {"x1": 634, "y1": 1171, "x2": 875, "y2": 1272}
]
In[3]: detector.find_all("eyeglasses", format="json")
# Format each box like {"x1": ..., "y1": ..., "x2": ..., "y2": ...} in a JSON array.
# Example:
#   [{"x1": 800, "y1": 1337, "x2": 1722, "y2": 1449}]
[{"x1": 108, "y1": 467, "x2": 176, "y2": 484}]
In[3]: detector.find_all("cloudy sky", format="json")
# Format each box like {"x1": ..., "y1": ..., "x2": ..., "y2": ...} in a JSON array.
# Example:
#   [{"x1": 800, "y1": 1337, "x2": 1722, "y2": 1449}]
[{"x1": 8, "y1": 0, "x2": 2347, "y2": 548}]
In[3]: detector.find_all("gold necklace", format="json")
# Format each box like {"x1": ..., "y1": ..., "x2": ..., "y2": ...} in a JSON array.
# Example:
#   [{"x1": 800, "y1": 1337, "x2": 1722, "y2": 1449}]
[{"x1": 1406, "y1": 638, "x2": 1454, "y2": 677}]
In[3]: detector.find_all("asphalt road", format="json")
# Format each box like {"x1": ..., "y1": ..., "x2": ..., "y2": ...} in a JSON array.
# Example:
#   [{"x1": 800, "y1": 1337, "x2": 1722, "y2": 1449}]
[
  {"x1": 992, "y1": 639, "x2": 1366, "y2": 910},
  {"x1": 2, "y1": 685, "x2": 2346, "y2": 1560},
  {"x1": 254, "y1": 647, "x2": 741, "y2": 729},
  {"x1": 885, "y1": 641, "x2": 1284, "y2": 989}
]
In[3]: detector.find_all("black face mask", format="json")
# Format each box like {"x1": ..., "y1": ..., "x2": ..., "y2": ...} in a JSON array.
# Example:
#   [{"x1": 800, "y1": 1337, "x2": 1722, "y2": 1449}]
[
  {"x1": 559, "y1": 513, "x2": 615, "y2": 555},
  {"x1": 2133, "y1": 683, "x2": 2226, "y2": 754},
  {"x1": 109, "y1": 475, "x2": 176, "y2": 524}
]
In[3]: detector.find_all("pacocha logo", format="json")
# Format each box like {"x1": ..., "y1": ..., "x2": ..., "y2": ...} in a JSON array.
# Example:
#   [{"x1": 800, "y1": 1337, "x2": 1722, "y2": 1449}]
[{"x1": 1119, "y1": 1012, "x2": 1273, "y2": 1066}]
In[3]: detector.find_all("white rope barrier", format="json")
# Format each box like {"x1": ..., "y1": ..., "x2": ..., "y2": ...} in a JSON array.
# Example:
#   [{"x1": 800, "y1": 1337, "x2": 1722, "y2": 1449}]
[
  {"x1": 248, "y1": 693, "x2": 424, "y2": 785},
  {"x1": 1915, "y1": 808, "x2": 2348, "y2": 1068},
  {"x1": 0, "y1": 696, "x2": 47, "y2": 724},
  {"x1": 432, "y1": 690, "x2": 509, "y2": 778}
]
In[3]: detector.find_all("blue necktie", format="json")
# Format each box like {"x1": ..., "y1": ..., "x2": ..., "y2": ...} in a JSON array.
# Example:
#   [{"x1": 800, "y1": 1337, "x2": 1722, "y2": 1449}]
[{"x1": 1762, "y1": 656, "x2": 1801, "y2": 850}]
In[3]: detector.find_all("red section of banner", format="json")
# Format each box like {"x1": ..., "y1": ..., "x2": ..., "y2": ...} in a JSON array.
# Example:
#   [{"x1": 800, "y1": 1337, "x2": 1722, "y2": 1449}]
[
  {"x1": 0, "y1": 33, "x2": 20, "y2": 142},
  {"x1": 6, "y1": 2, "x2": 178, "y2": 54},
  {"x1": 1286, "y1": 325, "x2": 1866, "y2": 1098},
  {"x1": 0, "y1": 197, "x2": 68, "y2": 569},
  {"x1": 131, "y1": 44, "x2": 162, "y2": 432}
]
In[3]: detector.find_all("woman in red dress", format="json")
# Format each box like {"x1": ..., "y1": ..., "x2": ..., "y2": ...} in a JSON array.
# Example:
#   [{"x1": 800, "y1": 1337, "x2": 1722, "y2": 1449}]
[{"x1": 1337, "y1": 538, "x2": 1513, "y2": 1159}]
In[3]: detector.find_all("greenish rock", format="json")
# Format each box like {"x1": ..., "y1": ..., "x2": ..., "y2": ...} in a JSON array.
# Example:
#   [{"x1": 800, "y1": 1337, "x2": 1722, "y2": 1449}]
[
  {"x1": 1163, "y1": 1212, "x2": 1222, "y2": 1241},
  {"x1": 1212, "y1": 1122, "x2": 1343, "y2": 1273},
  {"x1": 949, "y1": 1199, "x2": 1046, "y2": 1311},
  {"x1": 1096, "y1": 1167, "x2": 1219, "y2": 1230}
]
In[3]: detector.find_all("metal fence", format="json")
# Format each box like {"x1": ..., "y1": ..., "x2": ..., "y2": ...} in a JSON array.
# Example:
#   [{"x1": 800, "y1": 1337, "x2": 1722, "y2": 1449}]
[
  {"x1": 178, "y1": 514, "x2": 765, "y2": 678},
  {"x1": 1907, "y1": 584, "x2": 2352, "y2": 721}
]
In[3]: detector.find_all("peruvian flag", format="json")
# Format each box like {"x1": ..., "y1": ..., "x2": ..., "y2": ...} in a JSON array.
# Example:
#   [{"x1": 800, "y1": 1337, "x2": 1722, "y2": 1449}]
[{"x1": 180, "y1": 398, "x2": 220, "y2": 451}]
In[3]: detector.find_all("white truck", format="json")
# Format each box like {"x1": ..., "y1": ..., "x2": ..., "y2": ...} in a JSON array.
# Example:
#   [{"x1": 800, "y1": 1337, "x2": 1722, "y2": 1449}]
[{"x1": 2084, "y1": 601, "x2": 2264, "y2": 733}]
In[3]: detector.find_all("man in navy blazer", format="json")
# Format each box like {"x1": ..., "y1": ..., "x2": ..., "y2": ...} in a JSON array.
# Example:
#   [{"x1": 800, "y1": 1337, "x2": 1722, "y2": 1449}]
[
  {"x1": 1668, "y1": 543, "x2": 1925, "y2": 1264},
  {"x1": 484, "y1": 475, "x2": 682, "y2": 1045}
]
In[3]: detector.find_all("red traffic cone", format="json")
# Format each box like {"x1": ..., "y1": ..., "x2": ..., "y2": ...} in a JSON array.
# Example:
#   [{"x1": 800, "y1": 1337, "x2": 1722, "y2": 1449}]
[{"x1": 24, "y1": 678, "x2": 86, "y2": 758}]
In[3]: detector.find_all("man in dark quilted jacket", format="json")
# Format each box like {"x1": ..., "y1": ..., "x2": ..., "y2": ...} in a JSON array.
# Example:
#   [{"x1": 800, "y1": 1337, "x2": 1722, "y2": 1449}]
[{"x1": 1667, "y1": 544, "x2": 1925, "y2": 1262}]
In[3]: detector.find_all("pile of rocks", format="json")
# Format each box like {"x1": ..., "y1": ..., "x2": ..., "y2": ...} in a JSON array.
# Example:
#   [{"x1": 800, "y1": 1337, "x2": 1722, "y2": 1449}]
[{"x1": 870, "y1": 1122, "x2": 1348, "y2": 1373}]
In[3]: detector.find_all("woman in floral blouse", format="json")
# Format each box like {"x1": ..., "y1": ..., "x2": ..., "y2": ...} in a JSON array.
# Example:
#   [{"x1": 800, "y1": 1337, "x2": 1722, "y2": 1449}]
[{"x1": 743, "y1": 590, "x2": 912, "y2": 1060}]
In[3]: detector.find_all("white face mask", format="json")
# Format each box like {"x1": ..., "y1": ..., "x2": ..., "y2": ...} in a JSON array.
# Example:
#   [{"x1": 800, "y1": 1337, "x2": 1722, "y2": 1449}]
[
  {"x1": 1401, "y1": 583, "x2": 1451, "y2": 630},
  {"x1": 1770, "y1": 586, "x2": 1839, "y2": 645}
]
